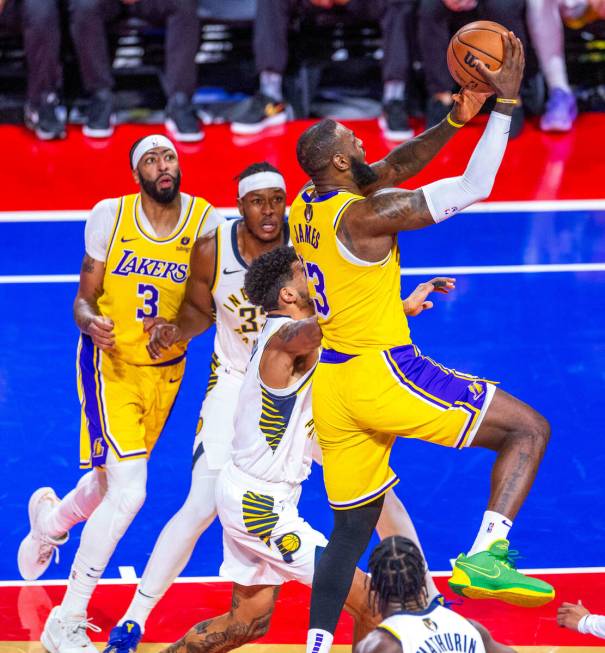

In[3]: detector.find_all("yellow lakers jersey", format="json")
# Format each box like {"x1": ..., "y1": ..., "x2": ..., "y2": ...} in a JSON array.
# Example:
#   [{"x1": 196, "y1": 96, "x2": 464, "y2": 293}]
[
  {"x1": 98, "y1": 193, "x2": 213, "y2": 365},
  {"x1": 289, "y1": 187, "x2": 411, "y2": 354}
]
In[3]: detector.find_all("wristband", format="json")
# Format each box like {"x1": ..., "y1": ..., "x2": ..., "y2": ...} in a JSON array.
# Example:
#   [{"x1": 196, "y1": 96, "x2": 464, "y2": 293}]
[
  {"x1": 446, "y1": 113, "x2": 464, "y2": 128},
  {"x1": 496, "y1": 97, "x2": 518, "y2": 105}
]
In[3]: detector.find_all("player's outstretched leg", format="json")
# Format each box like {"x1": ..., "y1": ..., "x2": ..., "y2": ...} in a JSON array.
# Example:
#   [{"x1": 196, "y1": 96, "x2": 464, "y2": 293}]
[
  {"x1": 41, "y1": 455, "x2": 147, "y2": 653},
  {"x1": 106, "y1": 455, "x2": 218, "y2": 652},
  {"x1": 158, "y1": 583, "x2": 279, "y2": 653},
  {"x1": 18, "y1": 470, "x2": 107, "y2": 580},
  {"x1": 307, "y1": 497, "x2": 384, "y2": 653},
  {"x1": 449, "y1": 389, "x2": 554, "y2": 607}
]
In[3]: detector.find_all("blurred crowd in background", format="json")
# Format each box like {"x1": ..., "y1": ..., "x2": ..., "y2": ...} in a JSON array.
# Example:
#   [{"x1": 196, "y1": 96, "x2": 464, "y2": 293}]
[{"x1": 0, "y1": 0, "x2": 604, "y2": 143}]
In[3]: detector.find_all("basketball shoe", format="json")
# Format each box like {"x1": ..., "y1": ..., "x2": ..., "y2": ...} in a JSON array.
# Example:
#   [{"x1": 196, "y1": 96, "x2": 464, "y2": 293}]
[
  {"x1": 41, "y1": 606, "x2": 101, "y2": 653},
  {"x1": 540, "y1": 89, "x2": 578, "y2": 132},
  {"x1": 230, "y1": 92, "x2": 290, "y2": 135},
  {"x1": 18, "y1": 487, "x2": 68, "y2": 580},
  {"x1": 448, "y1": 539, "x2": 555, "y2": 607},
  {"x1": 379, "y1": 100, "x2": 414, "y2": 142},
  {"x1": 105, "y1": 620, "x2": 143, "y2": 653}
]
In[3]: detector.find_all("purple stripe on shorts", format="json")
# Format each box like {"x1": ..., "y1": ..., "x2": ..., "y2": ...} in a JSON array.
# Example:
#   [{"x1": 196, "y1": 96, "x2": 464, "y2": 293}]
[
  {"x1": 152, "y1": 352, "x2": 187, "y2": 367},
  {"x1": 330, "y1": 475, "x2": 399, "y2": 510},
  {"x1": 79, "y1": 334, "x2": 109, "y2": 466},
  {"x1": 387, "y1": 344, "x2": 489, "y2": 412},
  {"x1": 320, "y1": 349, "x2": 358, "y2": 364}
]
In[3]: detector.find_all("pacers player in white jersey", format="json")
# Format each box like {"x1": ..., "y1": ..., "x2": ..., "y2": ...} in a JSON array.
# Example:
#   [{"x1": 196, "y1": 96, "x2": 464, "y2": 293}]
[
  {"x1": 108, "y1": 163, "x2": 443, "y2": 653},
  {"x1": 157, "y1": 248, "x2": 455, "y2": 653},
  {"x1": 355, "y1": 536, "x2": 514, "y2": 653},
  {"x1": 16, "y1": 135, "x2": 222, "y2": 653}
]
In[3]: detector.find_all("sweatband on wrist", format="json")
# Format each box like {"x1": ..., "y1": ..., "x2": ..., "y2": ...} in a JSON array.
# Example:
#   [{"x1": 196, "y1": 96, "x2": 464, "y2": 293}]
[
  {"x1": 131, "y1": 135, "x2": 177, "y2": 170},
  {"x1": 422, "y1": 111, "x2": 512, "y2": 223},
  {"x1": 447, "y1": 113, "x2": 464, "y2": 128},
  {"x1": 238, "y1": 171, "x2": 286, "y2": 198},
  {"x1": 496, "y1": 97, "x2": 518, "y2": 104}
]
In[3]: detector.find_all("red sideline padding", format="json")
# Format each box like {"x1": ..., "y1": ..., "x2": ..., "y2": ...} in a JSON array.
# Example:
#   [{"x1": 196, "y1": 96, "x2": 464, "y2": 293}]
[
  {"x1": 3, "y1": 114, "x2": 605, "y2": 210},
  {"x1": 2, "y1": 572, "x2": 605, "y2": 645}
]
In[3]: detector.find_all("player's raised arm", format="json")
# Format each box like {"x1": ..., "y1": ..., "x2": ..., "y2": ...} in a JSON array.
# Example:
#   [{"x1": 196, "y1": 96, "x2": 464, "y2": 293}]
[
  {"x1": 147, "y1": 232, "x2": 216, "y2": 359},
  {"x1": 362, "y1": 89, "x2": 489, "y2": 195},
  {"x1": 346, "y1": 32, "x2": 524, "y2": 237}
]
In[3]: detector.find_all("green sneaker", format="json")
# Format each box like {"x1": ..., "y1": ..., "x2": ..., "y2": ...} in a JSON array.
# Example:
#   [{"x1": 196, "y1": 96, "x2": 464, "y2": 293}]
[{"x1": 448, "y1": 539, "x2": 555, "y2": 607}]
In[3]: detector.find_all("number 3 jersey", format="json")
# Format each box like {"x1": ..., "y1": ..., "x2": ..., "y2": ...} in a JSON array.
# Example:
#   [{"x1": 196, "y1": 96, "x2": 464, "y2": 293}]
[
  {"x1": 210, "y1": 219, "x2": 290, "y2": 374},
  {"x1": 95, "y1": 193, "x2": 217, "y2": 365},
  {"x1": 289, "y1": 187, "x2": 411, "y2": 354}
]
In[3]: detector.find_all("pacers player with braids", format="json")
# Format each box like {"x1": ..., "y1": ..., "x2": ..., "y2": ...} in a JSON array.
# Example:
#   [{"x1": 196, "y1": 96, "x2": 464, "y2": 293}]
[
  {"x1": 159, "y1": 247, "x2": 453, "y2": 653},
  {"x1": 355, "y1": 537, "x2": 515, "y2": 653},
  {"x1": 291, "y1": 33, "x2": 554, "y2": 653},
  {"x1": 16, "y1": 135, "x2": 223, "y2": 653}
]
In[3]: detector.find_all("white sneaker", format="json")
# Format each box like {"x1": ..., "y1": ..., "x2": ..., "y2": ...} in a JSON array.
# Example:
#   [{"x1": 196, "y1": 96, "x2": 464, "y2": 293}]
[
  {"x1": 18, "y1": 487, "x2": 68, "y2": 580},
  {"x1": 41, "y1": 607, "x2": 101, "y2": 653}
]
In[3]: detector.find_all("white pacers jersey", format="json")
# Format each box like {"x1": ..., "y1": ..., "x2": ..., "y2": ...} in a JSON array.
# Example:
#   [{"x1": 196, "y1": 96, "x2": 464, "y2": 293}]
[
  {"x1": 210, "y1": 218, "x2": 290, "y2": 374},
  {"x1": 379, "y1": 605, "x2": 485, "y2": 653},
  {"x1": 231, "y1": 315, "x2": 317, "y2": 486}
]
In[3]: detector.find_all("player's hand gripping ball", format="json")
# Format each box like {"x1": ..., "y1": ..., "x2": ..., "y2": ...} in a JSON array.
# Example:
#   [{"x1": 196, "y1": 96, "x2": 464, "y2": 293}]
[{"x1": 447, "y1": 20, "x2": 508, "y2": 93}]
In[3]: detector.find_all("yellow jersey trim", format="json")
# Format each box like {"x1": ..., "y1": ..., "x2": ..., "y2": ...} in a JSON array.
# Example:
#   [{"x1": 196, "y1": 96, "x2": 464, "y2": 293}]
[
  {"x1": 378, "y1": 624, "x2": 402, "y2": 642},
  {"x1": 210, "y1": 225, "x2": 221, "y2": 294},
  {"x1": 133, "y1": 194, "x2": 195, "y2": 244},
  {"x1": 194, "y1": 203, "x2": 212, "y2": 240},
  {"x1": 333, "y1": 196, "x2": 362, "y2": 231},
  {"x1": 104, "y1": 197, "x2": 124, "y2": 262}
]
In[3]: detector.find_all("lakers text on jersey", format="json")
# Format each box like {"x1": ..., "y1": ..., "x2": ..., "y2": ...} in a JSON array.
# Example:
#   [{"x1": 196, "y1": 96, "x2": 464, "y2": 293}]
[{"x1": 79, "y1": 193, "x2": 213, "y2": 468}]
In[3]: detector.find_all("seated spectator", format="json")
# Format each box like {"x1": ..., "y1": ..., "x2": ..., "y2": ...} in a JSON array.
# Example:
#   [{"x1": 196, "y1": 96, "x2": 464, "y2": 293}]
[
  {"x1": 230, "y1": 0, "x2": 416, "y2": 141},
  {"x1": 527, "y1": 0, "x2": 604, "y2": 132},
  {"x1": 69, "y1": 0, "x2": 201, "y2": 141},
  {"x1": 558, "y1": 601, "x2": 605, "y2": 639},
  {"x1": 0, "y1": 0, "x2": 65, "y2": 140},
  {"x1": 417, "y1": 0, "x2": 527, "y2": 137}
]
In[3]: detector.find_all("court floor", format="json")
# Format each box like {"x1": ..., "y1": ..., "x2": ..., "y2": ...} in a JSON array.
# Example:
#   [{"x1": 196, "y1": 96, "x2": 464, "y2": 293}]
[{"x1": 1, "y1": 115, "x2": 604, "y2": 649}]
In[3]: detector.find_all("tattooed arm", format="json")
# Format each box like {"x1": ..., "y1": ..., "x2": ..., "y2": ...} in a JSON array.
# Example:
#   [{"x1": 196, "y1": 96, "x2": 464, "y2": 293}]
[
  {"x1": 146, "y1": 232, "x2": 216, "y2": 359},
  {"x1": 73, "y1": 254, "x2": 115, "y2": 350},
  {"x1": 360, "y1": 90, "x2": 488, "y2": 194},
  {"x1": 258, "y1": 317, "x2": 321, "y2": 389}
]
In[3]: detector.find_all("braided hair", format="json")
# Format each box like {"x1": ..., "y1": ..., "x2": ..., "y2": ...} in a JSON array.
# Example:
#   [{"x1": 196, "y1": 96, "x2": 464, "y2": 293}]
[{"x1": 368, "y1": 536, "x2": 428, "y2": 616}]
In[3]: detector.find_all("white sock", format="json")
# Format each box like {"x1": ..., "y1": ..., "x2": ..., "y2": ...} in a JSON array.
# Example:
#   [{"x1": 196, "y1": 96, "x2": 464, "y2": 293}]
[
  {"x1": 60, "y1": 550, "x2": 106, "y2": 620},
  {"x1": 260, "y1": 71, "x2": 283, "y2": 102},
  {"x1": 383, "y1": 80, "x2": 405, "y2": 103},
  {"x1": 376, "y1": 490, "x2": 439, "y2": 600},
  {"x1": 527, "y1": 0, "x2": 571, "y2": 92},
  {"x1": 467, "y1": 510, "x2": 513, "y2": 556},
  {"x1": 44, "y1": 471, "x2": 107, "y2": 539},
  {"x1": 120, "y1": 455, "x2": 218, "y2": 630},
  {"x1": 306, "y1": 629, "x2": 333, "y2": 653}
]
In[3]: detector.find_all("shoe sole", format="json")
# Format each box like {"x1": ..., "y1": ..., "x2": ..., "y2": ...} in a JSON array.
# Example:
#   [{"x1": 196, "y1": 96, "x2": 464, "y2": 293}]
[
  {"x1": 17, "y1": 487, "x2": 59, "y2": 580},
  {"x1": 165, "y1": 119, "x2": 204, "y2": 143},
  {"x1": 450, "y1": 582, "x2": 555, "y2": 607},
  {"x1": 24, "y1": 118, "x2": 65, "y2": 141},
  {"x1": 83, "y1": 119, "x2": 115, "y2": 139},
  {"x1": 378, "y1": 116, "x2": 414, "y2": 142},
  {"x1": 230, "y1": 112, "x2": 288, "y2": 135},
  {"x1": 40, "y1": 627, "x2": 57, "y2": 653}
]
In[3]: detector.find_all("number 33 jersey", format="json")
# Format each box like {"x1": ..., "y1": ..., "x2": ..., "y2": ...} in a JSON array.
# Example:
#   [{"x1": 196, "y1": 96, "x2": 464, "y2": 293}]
[
  {"x1": 289, "y1": 187, "x2": 411, "y2": 354},
  {"x1": 97, "y1": 193, "x2": 217, "y2": 365},
  {"x1": 210, "y1": 219, "x2": 290, "y2": 375}
]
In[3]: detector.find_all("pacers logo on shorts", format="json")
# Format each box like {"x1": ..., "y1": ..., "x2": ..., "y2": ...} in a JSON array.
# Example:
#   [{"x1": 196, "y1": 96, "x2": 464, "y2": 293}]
[{"x1": 275, "y1": 532, "x2": 301, "y2": 563}]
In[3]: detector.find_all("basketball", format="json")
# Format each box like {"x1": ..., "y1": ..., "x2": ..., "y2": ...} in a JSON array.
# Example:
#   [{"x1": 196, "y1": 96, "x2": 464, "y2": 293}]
[{"x1": 447, "y1": 20, "x2": 508, "y2": 93}]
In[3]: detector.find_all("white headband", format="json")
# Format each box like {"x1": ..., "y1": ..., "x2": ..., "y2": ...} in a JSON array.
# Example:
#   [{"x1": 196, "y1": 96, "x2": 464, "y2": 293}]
[
  {"x1": 131, "y1": 135, "x2": 177, "y2": 169},
  {"x1": 238, "y1": 171, "x2": 286, "y2": 198}
]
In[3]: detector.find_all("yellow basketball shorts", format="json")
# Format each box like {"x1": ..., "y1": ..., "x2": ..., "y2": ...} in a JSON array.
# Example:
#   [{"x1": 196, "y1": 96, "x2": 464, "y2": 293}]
[
  {"x1": 77, "y1": 334, "x2": 185, "y2": 468},
  {"x1": 313, "y1": 345, "x2": 496, "y2": 510}
]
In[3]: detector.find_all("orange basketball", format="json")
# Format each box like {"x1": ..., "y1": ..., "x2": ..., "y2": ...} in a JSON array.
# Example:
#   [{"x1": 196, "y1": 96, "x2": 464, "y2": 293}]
[{"x1": 447, "y1": 20, "x2": 508, "y2": 93}]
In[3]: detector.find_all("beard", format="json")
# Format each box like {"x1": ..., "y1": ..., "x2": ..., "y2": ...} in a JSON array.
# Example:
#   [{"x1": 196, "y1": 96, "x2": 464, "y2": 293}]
[
  {"x1": 350, "y1": 156, "x2": 379, "y2": 188},
  {"x1": 140, "y1": 170, "x2": 181, "y2": 204}
]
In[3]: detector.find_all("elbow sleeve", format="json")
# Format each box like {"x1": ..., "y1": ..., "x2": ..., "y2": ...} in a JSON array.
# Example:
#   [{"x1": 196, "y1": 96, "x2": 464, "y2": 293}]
[{"x1": 422, "y1": 111, "x2": 512, "y2": 223}]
